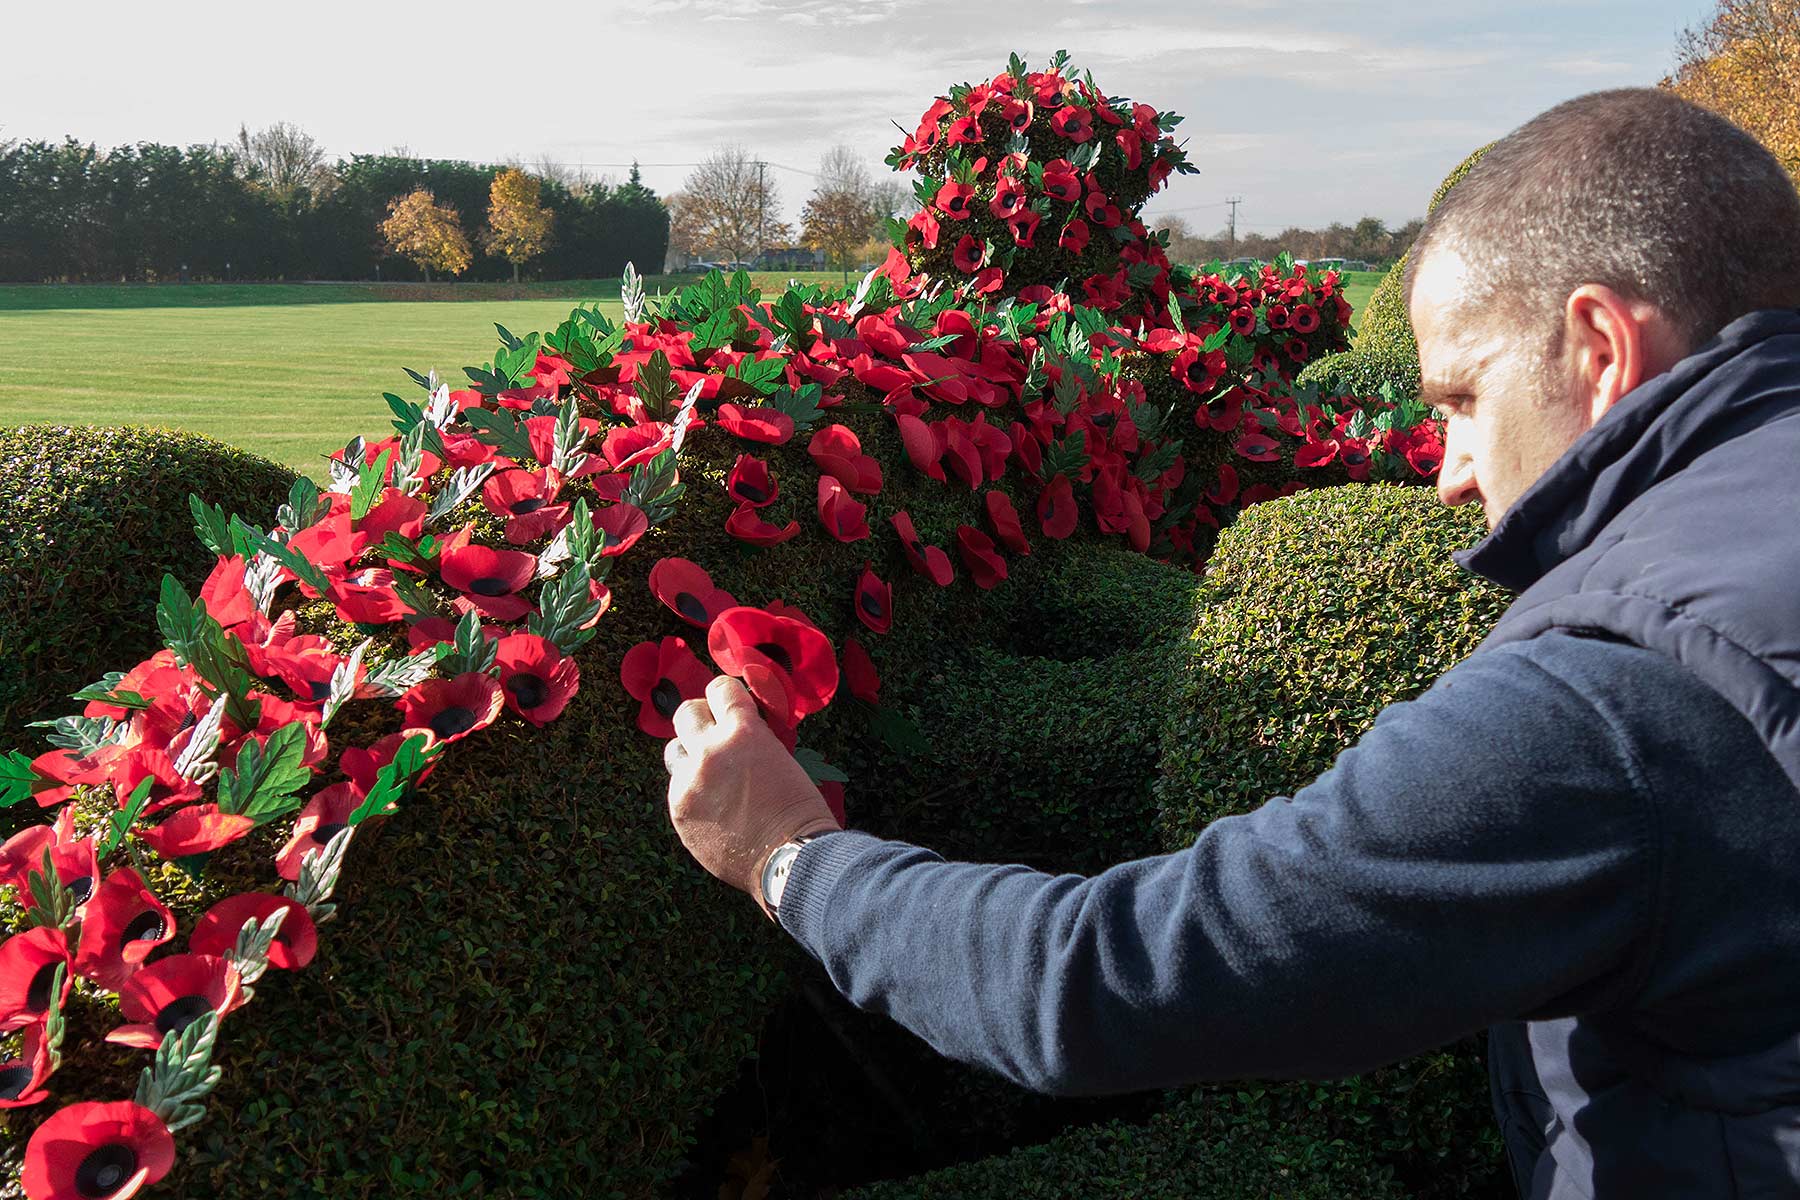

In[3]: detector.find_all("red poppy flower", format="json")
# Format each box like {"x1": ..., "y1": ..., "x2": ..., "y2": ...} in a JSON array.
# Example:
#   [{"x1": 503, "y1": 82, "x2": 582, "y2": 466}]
[
  {"x1": 842, "y1": 638, "x2": 880, "y2": 706},
  {"x1": 989, "y1": 175, "x2": 1026, "y2": 220},
  {"x1": 935, "y1": 180, "x2": 976, "y2": 220},
  {"x1": 984, "y1": 491, "x2": 1031, "y2": 554},
  {"x1": 355, "y1": 489, "x2": 428, "y2": 544},
  {"x1": 0, "y1": 824, "x2": 56, "y2": 897},
  {"x1": 601, "y1": 422, "x2": 674, "y2": 472},
  {"x1": 714, "y1": 403, "x2": 796, "y2": 445},
  {"x1": 1001, "y1": 97, "x2": 1033, "y2": 133},
  {"x1": 950, "y1": 233, "x2": 984, "y2": 274},
  {"x1": 725, "y1": 503, "x2": 802, "y2": 547},
  {"x1": 137, "y1": 805, "x2": 256, "y2": 860},
  {"x1": 189, "y1": 892, "x2": 318, "y2": 971},
  {"x1": 1115, "y1": 128, "x2": 1143, "y2": 171},
  {"x1": 708, "y1": 607, "x2": 838, "y2": 727},
  {"x1": 1038, "y1": 474, "x2": 1078, "y2": 539},
  {"x1": 945, "y1": 114, "x2": 982, "y2": 146},
  {"x1": 650, "y1": 558, "x2": 739, "y2": 628},
  {"x1": 397, "y1": 673, "x2": 504, "y2": 745},
  {"x1": 808, "y1": 425, "x2": 883, "y2": 494},
  {"x1": 1041, "y1": 160, "x2": 1081, "y2": 203},
  {"x1": 1227, "y1": 306, "x2": 1257, "y2": 336},
  {"x1": 483, "y1": 469, "x2": 567, "y2": 543},
  {"x1": 1291, "y1": 303, "x2": 1321, "y2": 334},
  {"x1": 1402, "y1": 432, "x2": 1444, "y2": 477},
  {"x1": 15, "y1": 832, "x2": 97, "y2": 916},
  {"x1": 494, "y1": 633, "x2": 580, "y2": 726},
  {"x1": 1234, "y1": 431, "x2": 1282, "y2": 463},
  {"x1": 0, "y1": 927, "x2": 72, "y2": 1031},
  {"x1": 328, "y1": 568, "x2": 412, "y2": 626},
  {"x1": 1207, "y1": 463, "x2": 1241, "y2": 507},
  {"x1": 1340, "y1": 437, "x2": 1374, "y2": 481},
  {"x1": 592, "y1": 501, "x2": 649, "y2": 557},
  {"x1": 620, "y1": 637, "x2": 713, "y2": 739},
  {"x1": 727, "y1": 455, "x2": 777, "y2": 507},
  {"x1": 72, "y1": 869, "x2": 175, "y2": 991},
  {"x1": 970, "y1": 266, "x2": 1005, "y2": 295},
  {"x1": 439, "y1": 544, "x2": 538, "y2": 622},
  {"x1": 1266, "y1": 303, "x2": 1291, "y2": 331},
  {"x1": 1050, "y1": 105, "x2": 1094, "y2": 142},
  {"x1": 1172, "y1": 347, "x2": 1226, "y2": 394},
  {"x1": 198, "y1": 555, "x2": 255, "y2": 630},
  {"x1": 853, "y1": 565, "x2": 892, "y2": 635},
  {"x1": 895, "y1": 413, "x2": 946, "y2": 482},
  {"x1": 816, "y1": 476, "x2": 871, "y2": 542},
  {"x1": 0, "y1": 1023, "x2": 52, "y2": 1109},
  {"x1": 888, "y1": 510, "x2": 955, "y2": 586},
  {"x1": 1058, "y1": 219, "x2": 1090, "y2": 254},
  {"x1": 1286, "y1": 337, "x2": 1312, "y2": 365},
  {"x1": 22, "y1": 1101, "x2": 174, "y2": 1200},
  {"x1": 106, "y1": 953, "x2": 243, "y2": 1050},
  {"x1": 955, "y1": 525, "x2": 1007, "y2": 589},
  {"x1": 275, "y1": 782, "x2": 362, "y2": 881}
]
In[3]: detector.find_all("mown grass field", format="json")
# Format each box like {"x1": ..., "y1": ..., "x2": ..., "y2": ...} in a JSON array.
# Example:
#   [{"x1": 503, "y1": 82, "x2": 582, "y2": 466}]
[{"x1": 0, "y1": 270, "x2": 1382, "y2": 481}]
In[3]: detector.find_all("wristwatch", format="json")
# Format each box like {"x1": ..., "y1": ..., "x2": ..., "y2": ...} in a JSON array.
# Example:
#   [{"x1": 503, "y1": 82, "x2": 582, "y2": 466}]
[{"x1": 759, "y1": 833, "x2": 829, "y2": 916}]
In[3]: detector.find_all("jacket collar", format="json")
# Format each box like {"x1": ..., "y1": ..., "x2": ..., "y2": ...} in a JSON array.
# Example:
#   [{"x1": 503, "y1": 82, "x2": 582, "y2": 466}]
[{"x1": 1456, "y1": 308, "x2": 1800, "y2": 592}]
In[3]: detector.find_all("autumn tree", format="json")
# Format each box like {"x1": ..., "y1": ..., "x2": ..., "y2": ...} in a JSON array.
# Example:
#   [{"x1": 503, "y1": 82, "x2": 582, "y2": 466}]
[
  {"x1": 381, "y1": 188, "x2": 472, "y2": 282},
  {"x1": 234, "y1": 121, "x2": 330, "y2": 205},
  {"x1": 674, "y1": 146, "x2": 789, "y2": 266},
  {"x1": 801, "y1": 145, "x2": 892, "y2": 282},
  {"x1": 483, "y1": 167, "x2": 555, "y2": 282},
  {"x1": 1664, "y1": 0, "x2": 1800, "y2": 178}
]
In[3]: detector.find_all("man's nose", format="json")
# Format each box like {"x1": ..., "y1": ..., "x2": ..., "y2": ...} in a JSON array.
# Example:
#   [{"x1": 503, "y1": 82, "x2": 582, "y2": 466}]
[{"x1": 1437, "y1": 451, "x2": 1481, "y2": 508}]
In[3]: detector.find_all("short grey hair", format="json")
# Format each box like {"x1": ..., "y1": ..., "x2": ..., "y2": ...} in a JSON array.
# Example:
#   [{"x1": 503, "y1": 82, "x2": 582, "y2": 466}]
[{"x1": 1404, "y1": 88, "x2": 1800, "y2": 353}]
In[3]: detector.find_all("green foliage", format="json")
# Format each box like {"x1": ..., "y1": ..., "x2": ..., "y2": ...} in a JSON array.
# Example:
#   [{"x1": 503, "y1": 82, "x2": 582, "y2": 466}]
[
  {"x1": 847, "y1": 1087, "x2": 1409, "y2": 1200},
  {"x1": 0, "y1": 425, "x2": 294, "y2": 758}
]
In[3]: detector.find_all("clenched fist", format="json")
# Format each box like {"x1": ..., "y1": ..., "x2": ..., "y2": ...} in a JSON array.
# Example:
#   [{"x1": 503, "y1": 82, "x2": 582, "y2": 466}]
[{"x1": 664, "y1": 676, "x2": 842, "y2": 917}]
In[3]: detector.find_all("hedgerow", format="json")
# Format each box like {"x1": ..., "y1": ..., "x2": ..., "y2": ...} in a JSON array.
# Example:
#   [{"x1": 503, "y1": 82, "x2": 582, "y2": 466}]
[{"x1": 0, "y1": 53, "x2": 1476, "y2": 1200}]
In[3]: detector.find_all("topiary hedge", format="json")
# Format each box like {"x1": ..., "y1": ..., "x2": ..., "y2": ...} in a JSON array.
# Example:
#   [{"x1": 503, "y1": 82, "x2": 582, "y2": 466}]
[
  {"x1": 1296, "y1": 145, "x2": 1493, "y2": 400},
  {"x1": 0, "y1": 426, "x2": 295, "y2": 755},
  {"x1": 0, "y1": 54, "x2": 1472, "y2": 1200}
]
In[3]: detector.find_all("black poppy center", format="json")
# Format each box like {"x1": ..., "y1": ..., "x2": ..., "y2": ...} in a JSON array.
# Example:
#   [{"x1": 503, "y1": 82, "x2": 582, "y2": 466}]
[
  {"x1": 998, "y1": 193, "x2": 1021, "y2": 214},
  {"x1": 313, "y1": 821, "x2": 348, "y2": 846},
  {"x1": 0, "y1": 1063, "x2": 33, "y2": 1101},
  {"x1": 1011, "y1": 113, "x2": 1030, "y2": 131},
  {"x1": 673, "y1": 592, "x2": 710, "y2": 624},
  {"x1": 428, "y1": 706, "x2": 478, "y2": 738},
  {"x1": 1185, "y1": 360, "x2": 1210, "y2": 385},
  {"x1": 308, "y1": 679, "x2": 332, "y2": 700},
  {"x1": 947, "y1": 195, "x2": 967, "y2": 214},
  {"x1": 1343, "y1": 449, "x2": 1369, "y2": 466},
  {"x1": 25, "y1": 962, "x2": 60, "y2": 1013},
  {"x1": 120, "y1": 909, "x2": 168, "y2": 948},
  {"x1": 732, "y1": 481, "x2": 768, "y2": 504},
  {"x1": 506, "y1": 673, "x2": 550, "y2": 710},
  {"x1": 176, "y1": 710, "x2": 198, "y2": 733},
  {"x1": 1092, "y1": 411, "x2": 1116, "y2": 430},
  {"x1": 509, "y1": 497, "x2": 546, "y2": 515},
  {"x1": 75, "y1": 1142, "x2": 138, "y2": 1198},
  {"x1": 651, "y1": 679, "x2": 683, "y2": 717},
  {"x1": 1044, "y1": 496, "x2": 1060, "y2": 522},
  {"x1": 155, "y1": 994, "x2": 215, "y2": 1036},
  {"x1": 468, "y1": 577, "x2": 513, "y2": 597},
  {"x1": 66, "y1": 875, "x2": 94, "y2": 905},
  {"x1": 859, "y1": 590, "x2": 886, "y2": 619},
  {"x1": 753, "y1": 642, "x2": 794, "y2": 673}
]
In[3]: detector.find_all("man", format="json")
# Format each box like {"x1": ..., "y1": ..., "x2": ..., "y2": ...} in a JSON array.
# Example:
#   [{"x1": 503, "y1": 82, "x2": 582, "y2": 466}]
[{"x1": 663, "y1": 88, "x2": 1800, "y2": 1197}]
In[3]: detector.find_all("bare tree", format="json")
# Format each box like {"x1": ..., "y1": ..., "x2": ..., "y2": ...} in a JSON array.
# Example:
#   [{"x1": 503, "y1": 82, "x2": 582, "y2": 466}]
[
  {"x1": 676, "y1": 146, "x2": 789, "y2": 265},
  {"x1": 802, "y1": 145, "x2": 895, "y2": 281},
  {"x1": 234, "y1": 121, "x2": 328, "y2": 204}
]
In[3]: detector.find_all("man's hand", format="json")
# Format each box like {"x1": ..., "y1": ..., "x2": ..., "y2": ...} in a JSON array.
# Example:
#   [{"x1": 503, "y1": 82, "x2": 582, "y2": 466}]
[{"x1": 665, "y1": 675, "x2": 842, "y2": 916}]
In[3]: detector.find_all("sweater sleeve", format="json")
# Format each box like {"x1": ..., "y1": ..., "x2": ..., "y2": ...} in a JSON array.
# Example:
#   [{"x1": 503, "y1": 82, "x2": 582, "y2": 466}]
[{"x1": 776, "y1": 635, "x2": 1662, "y2": 1096}]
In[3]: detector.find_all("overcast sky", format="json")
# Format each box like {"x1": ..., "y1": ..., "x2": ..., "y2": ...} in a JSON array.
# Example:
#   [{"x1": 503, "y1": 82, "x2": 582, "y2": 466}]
[{"x1": 2, "y1": 0, "x2": 1712, "y2": 235}]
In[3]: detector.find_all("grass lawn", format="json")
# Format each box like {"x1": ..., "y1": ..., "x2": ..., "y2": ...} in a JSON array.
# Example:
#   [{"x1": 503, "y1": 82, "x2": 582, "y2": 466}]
[{"x1": 0, "y1": 268, "x2": 1387, "y2": 481}]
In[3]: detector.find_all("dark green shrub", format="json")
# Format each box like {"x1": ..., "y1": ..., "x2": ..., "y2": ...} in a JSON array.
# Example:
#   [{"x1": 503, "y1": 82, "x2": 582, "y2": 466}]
[{"x1": 0, "y1": 425, "x2": 295, "y2": 751}]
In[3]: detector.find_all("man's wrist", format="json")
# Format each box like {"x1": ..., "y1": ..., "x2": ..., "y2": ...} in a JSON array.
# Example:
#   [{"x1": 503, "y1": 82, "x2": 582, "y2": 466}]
[{"x1": 756, "y1": 820, "x2": 842, "y2": 919}]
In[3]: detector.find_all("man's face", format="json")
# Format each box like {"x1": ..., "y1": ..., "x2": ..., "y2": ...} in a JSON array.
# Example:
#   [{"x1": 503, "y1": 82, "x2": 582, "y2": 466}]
[{"x1": 1409, "y1": 247, "x2": 1591, "y2": 529}]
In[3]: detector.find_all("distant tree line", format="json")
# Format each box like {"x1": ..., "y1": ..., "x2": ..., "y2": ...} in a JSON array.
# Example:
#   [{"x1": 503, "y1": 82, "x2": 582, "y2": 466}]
[
  {"x1": 0, "y1": 129, "x2": 669, "y2": 283},
  {"x1": 1160, "y1": 213, "x2": 1425, "y2": 269}
]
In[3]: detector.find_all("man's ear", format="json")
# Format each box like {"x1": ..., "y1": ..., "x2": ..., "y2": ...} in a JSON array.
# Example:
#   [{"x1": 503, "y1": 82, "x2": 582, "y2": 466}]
[{"x1": 1561, "y1": 285, "x2": 1683, "y2": 426}]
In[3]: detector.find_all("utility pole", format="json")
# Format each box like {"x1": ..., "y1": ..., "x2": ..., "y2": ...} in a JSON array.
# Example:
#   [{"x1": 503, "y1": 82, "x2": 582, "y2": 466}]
[
  {"x1": 1226, "y1": 196, "x2": 1243, "y2": 259},
  {"x1": 756, "y1": 160, "x2": 767, "y2": 270}
]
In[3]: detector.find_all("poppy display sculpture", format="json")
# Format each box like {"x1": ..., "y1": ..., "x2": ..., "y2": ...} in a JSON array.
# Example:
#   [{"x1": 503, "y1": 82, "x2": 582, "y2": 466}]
[{"x1": 0, "y1": 52, "x2": 1445, "y2": 1196}]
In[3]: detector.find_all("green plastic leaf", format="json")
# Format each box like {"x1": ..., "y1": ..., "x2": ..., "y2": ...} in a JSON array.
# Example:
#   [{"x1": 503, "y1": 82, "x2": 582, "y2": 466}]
[
  {"x1": 189, "y1": 494, "x2": 233, "y2": 557},
  {"x1": 349, "y1": 448, "x2": 393, "y2": 520},
  {"x1": 0, "y1": 750, "x2": 41, "y2": 809},
  {"x1": 98, "y1": 776, "x2": 156, "y2": 858},
  {"x1": 794, "y1": 747, "x2": 849, "y2": 786},
  {"x1": 348, "y1": 734, "x2": 436, "y2": 825},
  {"x1": 217, "y1": 723, "x2": 312, "y2": 825}
]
